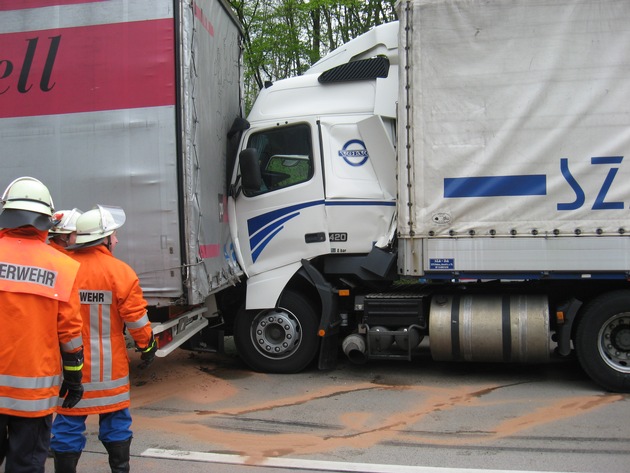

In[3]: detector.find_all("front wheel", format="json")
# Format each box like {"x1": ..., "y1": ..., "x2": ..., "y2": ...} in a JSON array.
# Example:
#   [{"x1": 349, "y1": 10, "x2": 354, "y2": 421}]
[
  {"x1": 575, "y1": 291, "x2": 630, "y2": 392},
  {"x1": 233, "y1": 290, "x2": 319, "y2": 373}
]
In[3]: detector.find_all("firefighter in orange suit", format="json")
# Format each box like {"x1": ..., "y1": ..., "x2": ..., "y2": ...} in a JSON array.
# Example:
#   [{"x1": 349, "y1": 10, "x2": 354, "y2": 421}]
[
  {"x1": 51, "y1": 205, "x2": 156, "y2": 473},
  {"x1": 0, "y1": 177, "x2": 84, "y2": 473},
  {"x1": 48, "y1": 209, "x2": 83, "y2": 255}
]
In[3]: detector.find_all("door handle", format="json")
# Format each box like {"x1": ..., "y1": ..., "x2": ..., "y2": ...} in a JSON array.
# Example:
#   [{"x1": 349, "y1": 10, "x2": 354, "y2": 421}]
[{"x1": 305, "y1": 232, "x2": 326, "y2": 243}]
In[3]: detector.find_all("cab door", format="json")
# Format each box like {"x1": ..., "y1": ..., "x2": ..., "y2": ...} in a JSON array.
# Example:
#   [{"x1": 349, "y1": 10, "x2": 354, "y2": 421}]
[{"x1": 230, "y1": 122, "x2": 328, "y2": 278}]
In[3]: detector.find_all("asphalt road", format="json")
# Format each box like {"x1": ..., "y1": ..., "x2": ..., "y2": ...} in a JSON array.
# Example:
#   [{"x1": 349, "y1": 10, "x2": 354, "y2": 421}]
[{"x1": 34, "y1": 339, "x2": 630, "y2": 472}]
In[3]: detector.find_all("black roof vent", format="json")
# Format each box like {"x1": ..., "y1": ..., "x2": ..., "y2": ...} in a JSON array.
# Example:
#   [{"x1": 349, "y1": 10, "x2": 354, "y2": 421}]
[{"x1": 318, "y1": 57, "x2": 389, "y2": 84}]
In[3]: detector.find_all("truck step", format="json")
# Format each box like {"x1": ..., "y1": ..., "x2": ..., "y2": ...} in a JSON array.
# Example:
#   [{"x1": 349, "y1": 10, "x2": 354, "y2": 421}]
[{"x1": 363, "y1": 291, "x2": 428, "y2": 328}]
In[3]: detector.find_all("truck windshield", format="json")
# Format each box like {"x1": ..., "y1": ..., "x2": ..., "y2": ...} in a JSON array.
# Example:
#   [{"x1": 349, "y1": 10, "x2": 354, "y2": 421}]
[{"x1": 243, "y1": 124, "x2": 313, "y2": 196}]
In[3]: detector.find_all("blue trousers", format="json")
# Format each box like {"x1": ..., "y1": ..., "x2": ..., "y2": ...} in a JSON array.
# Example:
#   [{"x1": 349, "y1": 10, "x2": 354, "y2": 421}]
[
  {"x1": 50, "y1": 409, "x2": 132, "y2": 453},
  {"x1": 0, "y1": 414, "x2": 52, "y2": 473}
]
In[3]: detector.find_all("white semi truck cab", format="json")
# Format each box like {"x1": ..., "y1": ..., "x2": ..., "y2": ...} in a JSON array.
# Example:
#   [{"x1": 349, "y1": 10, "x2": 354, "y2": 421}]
[{"x1": 230, "y1": 21, "x2": 399, "y2": 307}]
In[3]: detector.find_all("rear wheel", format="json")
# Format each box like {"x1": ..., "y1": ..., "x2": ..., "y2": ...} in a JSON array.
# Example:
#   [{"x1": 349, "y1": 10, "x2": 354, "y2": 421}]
[
  {"x1": 575, "y1": 291, "x2": 630, "y2": 392},
  {"x1": 234, "y1": 290, "x2": 319, "y2": 373}
]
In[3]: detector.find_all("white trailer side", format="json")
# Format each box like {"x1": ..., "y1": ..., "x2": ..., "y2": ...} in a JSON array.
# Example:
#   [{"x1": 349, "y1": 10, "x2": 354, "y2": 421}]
[{"x1": 398, "y1": 0, "x2": 630, "y2": 275}]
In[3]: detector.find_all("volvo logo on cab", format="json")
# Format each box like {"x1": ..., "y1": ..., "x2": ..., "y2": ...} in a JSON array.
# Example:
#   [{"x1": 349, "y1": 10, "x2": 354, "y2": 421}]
[{"x1": 339, "y1": 139, "x2": 369, "y2": 167}]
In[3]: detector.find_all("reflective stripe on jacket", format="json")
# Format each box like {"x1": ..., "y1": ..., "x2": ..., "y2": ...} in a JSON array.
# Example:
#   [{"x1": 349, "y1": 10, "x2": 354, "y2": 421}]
[
  {"x1": 0, "y1": 228, "x2": 82, "y2": 417},
  {"x1": 57, "y1": 244, "x2": 151, "y2": 415}
]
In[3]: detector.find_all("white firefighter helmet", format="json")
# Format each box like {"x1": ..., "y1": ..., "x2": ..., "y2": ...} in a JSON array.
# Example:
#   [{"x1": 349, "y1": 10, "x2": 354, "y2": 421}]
[
  {"x1": 50, "y1": 208, "x2": 83, "y2": 234},
  {"x1": 0, "y1": 177, "x2": 55, "y2": 230},
  {"x1": 1, "y1": 177, "x2": 54, "y2": 215},
  {"x1": 74, "y1": 205, "x2": 126, "y2": 245}
]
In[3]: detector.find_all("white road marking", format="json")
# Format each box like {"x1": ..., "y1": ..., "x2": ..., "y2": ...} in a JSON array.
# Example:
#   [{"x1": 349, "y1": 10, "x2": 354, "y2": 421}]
[{"x1": 142, "y1": 448, "x2": 579, "y2": 473}]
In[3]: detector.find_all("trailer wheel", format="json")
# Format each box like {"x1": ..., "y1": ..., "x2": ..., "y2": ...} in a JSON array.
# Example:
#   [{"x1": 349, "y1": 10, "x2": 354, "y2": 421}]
[
  {"x1": 233, "y1": 290, "x2": 319, "y2": 373},
  {"x1": 575, "y1": 291, "x2": 630, "y2": 393}
]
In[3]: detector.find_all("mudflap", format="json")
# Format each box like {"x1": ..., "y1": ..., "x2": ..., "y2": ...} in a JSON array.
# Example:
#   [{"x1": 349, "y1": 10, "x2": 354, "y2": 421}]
[
  {"x1": 300, "y1": 259, "x2": 340, "y2": 371},
  {"x1": 318, "y1": 327, "x2": 339, "y2": 370}
]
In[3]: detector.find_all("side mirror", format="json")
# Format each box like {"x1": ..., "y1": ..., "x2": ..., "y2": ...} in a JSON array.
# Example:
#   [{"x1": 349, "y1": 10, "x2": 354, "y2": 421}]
[{"x1": 239, "y1": 148, "x2": 263, "y2": 193}]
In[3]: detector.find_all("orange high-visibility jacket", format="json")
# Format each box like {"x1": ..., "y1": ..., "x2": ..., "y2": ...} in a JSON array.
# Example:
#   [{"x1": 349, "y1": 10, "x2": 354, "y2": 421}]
[
  {"x1": 49, "y1": 239, "x2": 71, "y2": 255},
  {"x1": 0, "y1": 228, "x2": 82, "y2": 417},
  {"x1": 57, "y1": 244, "x2": 152, "y2": 415}
]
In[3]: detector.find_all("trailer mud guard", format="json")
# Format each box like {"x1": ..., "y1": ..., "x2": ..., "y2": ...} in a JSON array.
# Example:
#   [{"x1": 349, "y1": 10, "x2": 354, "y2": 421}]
[{"x1": 300, "y1": 259, "x2": 339, "y2": 370}]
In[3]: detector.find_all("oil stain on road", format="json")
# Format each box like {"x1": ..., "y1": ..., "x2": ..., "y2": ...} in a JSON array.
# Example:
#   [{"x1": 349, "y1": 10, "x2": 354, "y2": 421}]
[{"x1": 129, "y1": 351, "x2": 629, "y2": 467}]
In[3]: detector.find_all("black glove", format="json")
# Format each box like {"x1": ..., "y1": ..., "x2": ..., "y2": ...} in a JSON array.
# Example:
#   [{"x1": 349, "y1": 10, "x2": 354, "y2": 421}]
[
  {"x1": 135, "y1": 334, "x2": 157, "y2": 369},
  {"x1": 60, "y1": 348, "x2": 84, "y2": 409}
]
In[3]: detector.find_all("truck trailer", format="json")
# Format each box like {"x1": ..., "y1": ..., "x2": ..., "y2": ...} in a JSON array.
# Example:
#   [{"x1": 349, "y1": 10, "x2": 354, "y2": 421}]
[
  {"x1": 0, "y1": 0, "x2": 244, "y2": 355},
  {"x1": 227, "y1": 0, "x2": 630, "y2": 393}
]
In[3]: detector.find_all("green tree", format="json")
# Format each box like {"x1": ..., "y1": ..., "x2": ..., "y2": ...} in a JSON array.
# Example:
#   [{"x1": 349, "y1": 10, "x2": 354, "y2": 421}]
[{"x1": 228, "y1": 0, "x2": 397, "y2": 113}]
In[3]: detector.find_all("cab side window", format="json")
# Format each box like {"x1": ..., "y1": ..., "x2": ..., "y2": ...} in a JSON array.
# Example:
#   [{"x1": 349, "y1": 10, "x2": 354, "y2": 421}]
[{"x1": 244, "y1": 124, "x2": 313, "y2": 196}]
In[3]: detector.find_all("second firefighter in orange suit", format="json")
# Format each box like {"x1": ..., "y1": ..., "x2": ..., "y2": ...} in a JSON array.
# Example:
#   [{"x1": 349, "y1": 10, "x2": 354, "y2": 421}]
[{"x1": 50, "y1": 205, "x2": 156, "y2": 473}]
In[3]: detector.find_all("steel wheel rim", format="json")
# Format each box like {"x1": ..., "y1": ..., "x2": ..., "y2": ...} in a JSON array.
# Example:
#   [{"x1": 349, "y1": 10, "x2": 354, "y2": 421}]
[
  {"x1": 250, "y1": 308, "x2": 302, "y2": 360},
  {"x1": 598, "y1": 312, "x2": 630, "y2": 373}
]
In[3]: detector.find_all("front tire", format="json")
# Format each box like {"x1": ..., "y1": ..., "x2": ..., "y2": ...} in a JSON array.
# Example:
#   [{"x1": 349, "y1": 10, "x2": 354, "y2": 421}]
[
  {"x1": 575, "y1": 291, "x2": 630, "y2": 392},
  {"x1": 233, "y1": 290, "x2": 319, "y2": 373}
]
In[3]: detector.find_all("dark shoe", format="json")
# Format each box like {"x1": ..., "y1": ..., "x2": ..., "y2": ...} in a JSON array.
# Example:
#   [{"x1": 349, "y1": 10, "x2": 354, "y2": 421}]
[
  {"x1": 103, "y1": 438, "x2": 131, "y2": 473},
  {"x1": 52, "y1": 450, "x2": 81, "y2": 473}
]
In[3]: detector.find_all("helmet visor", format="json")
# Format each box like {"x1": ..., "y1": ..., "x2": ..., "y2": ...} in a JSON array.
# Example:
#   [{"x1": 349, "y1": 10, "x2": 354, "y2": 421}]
[
  {"x1": 97, "y1": 205, "x2": 126, "y2": 232},
  {"x1": 51, "y1": 208, "x2": 82, "y2": 234}
]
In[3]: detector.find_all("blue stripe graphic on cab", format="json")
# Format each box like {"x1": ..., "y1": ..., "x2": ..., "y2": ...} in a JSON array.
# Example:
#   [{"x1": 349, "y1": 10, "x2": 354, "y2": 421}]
[
  {"x1": 250, "y1": 212, "x2": 299, "y2": 250},
  {"x1": 251, "y1": 225, "x2": 286, "y2": 263},
  {"x1": 325, "y1": 200, "x2": 396, "y2": 207},
  {"x1": 444, "y1": 175, "x2": 546, "y2": 198},
  {"x1": 247, "y1": 200, "x2": 324, "y2": 262}
]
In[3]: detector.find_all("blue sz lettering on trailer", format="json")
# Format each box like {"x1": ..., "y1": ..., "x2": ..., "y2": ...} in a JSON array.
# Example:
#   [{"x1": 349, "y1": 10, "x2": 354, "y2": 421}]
[
  {"x1": 558, "y1": 156, "x2": 624, "y2": 210},
  {"x1": 443, "y1": 156, "x2": 624, "y2": 211}
]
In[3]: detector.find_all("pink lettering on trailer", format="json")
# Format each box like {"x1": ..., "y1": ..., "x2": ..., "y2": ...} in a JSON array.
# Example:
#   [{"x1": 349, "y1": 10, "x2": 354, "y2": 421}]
[{"x1": 0, "y1": 19, "x2": 175, "y2": 118}]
